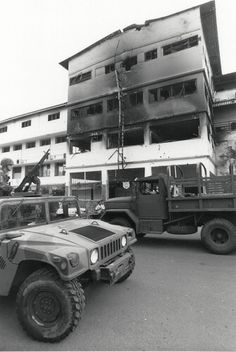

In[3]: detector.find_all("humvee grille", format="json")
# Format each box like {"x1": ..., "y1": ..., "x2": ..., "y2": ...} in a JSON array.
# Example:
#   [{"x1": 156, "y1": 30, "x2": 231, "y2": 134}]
[
  {"x1": 100, "y1": 239, "x2": 121, "y2": 260},
  {"x1": 0, "y1": 256, "x2": 6, "y2": 269},
  {"x1": 71, "y1": 226, "x2": 115, "y2": 241}
]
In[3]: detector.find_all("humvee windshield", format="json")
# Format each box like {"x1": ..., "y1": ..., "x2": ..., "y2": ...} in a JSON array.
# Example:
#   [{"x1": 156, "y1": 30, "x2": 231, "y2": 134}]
[{"x1": 0, "y1": 198, "x2": 79, "y2": 230}]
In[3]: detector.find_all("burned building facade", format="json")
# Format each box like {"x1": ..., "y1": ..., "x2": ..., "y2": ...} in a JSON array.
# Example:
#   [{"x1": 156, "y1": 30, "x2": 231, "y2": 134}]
[{"x1": 60, "y1": 1, "x2": 220, "y2": 201}]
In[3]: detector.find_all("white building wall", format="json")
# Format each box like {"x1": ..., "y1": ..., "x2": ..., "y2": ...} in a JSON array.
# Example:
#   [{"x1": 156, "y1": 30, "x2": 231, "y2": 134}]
[{"x1": 0, "y1": 104, "x2": 68, "y2": 191}]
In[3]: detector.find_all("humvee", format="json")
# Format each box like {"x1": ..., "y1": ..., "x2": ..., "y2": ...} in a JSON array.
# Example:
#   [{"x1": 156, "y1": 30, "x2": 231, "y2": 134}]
[{"x1": 0, "y1": 195, "x2": 136, "y2": 342}]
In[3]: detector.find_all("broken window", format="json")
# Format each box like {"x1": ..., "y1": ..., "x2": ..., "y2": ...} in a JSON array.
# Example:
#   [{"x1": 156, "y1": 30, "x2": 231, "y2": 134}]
[
  {"x1": 150, "y1": 119, "x2": 199, "y2": 143},
  {"x1": 107, "y1": 128, "x2": 144, "y2": 148},
  {"x1": 69, "y1": 71, "x2": 92, "y2": 86},
  {"x1": 107, "y1": 97, "x2": 119, "y2": 112},
  {"x1": 124, "y1": 128, "x2": 144, "y2": 146},
  {"x1": 91, "y1": 134, "x2": 103, "y2": 142},
  {"x1": 22, "y1": 120, "x2": 31, "y2": 128},
  {"x1": 122, "y1": 56, "x2": 137, "y2": 71},
  {"x1": 71, "y1": 102, "x2": 103, "y2": 119},
  {"x1": 107, "y1": 133, "x2": 119, "y2": 149},
  {"x1": 160, "y1": 86, "x2": 171, "y2": 100},
  {"x1": 105, "y1": 63, "x2": 115, "y2": 74},
  {"x1": 71, "y1": 137, "x2": 91, "y2": 153},
  {"x1": 163, "y1": 35, "x2": 198, "y2": 55},
  {"x1": 184, "y1": 80, "x2": 197, "y2": 94},
  {"x1": 145, "y1": 49, "x2": 157, "y2": 61},
  {"x1": 0, "y1": 126, "x2": 7, "y2": 133},
  {"x1": 129, "y1": 91, "x2": 143, "y2": 106},
  {"x1": 160, "y1": 80, "x2": 196, "y2": 100},
  {"x1": 149, "y1": 88, "x2": 158, "y2": 103}
]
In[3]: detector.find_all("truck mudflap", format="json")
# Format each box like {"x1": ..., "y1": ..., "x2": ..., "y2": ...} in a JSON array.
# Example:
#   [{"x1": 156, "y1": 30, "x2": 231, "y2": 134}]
[{"x1": 100, "y1": 251, "x2": 134, "y2": 285}]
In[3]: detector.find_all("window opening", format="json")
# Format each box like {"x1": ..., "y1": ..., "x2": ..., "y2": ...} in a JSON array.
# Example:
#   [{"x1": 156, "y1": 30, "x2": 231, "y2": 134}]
[
  {"x1": 55, "y1": 163, "x2": 65, "y2": 176},
  {"x1": 150, "y1": 119, "x2": 199, "y2": 143},
  {"x1": 71, "y1": 138, "x2": 91, "y2": 153},
  {"x1": 2, "y1": 146, "x2": 10, "y2": 153},
  {"x1": 129, "y1": 91, "x2": 143, "y2": 106},
  {"x1": 71, "y1": 102, "x2": 103, "y2": 119},
  {"x1": 163, "y1": 35, "x2": 198, "y2": 55},
  {"x1": 0, "y1": 126, "x2": 7, "y2": 133},
  {"x1": 107, "y1": 128, "x2": 144, "y2": 148},
  {"x1": 122, "y1": 56, "x2": 137, "y2": 71},
  {"x1": 105, "y1": 63, "x2": 115, "y2": 74},
  {"x1": 56, "y1": 136, "x2": 66, "y2": 143},
  {"x1": 13, "y1": 144, "x2": 22, "y2": 151},
  {"x1": 40, "y1": 138, "x2": 51, "y2": 146},
  {"x1": 107, "y1": 97, "x2": 119, "y2": 112},
  {"x1": 69, "y1": 71, "x2": 92, "y2": 86},
  {"x1": 48, "y1": 112, "x2": 60, "y2": 121},
  {"x1": 145, "y1": 49, "x2": 157, "y2": 61},
  {"x1": 22, "y1": 120, "x2": 31, "y2": 128},
  {"x1": 149, "y1": 88, "x2": 158, "y2": 103},
  {"x1": 26, "y1": 141, "x2": 35, "y2": 149}
]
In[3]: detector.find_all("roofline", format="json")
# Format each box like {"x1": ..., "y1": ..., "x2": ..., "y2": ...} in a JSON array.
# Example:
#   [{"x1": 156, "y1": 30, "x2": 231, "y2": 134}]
[
  {"x1": 0, "y1": 102, "x2": 68, "y2": 126},
  {"x1": 59, "y1": 1, "x2": 220, "y2": 74}
]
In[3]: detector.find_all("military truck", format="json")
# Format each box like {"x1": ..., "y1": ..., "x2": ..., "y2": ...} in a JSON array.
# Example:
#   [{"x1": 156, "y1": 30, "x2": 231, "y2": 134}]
[
  {"x1": 0, "y1": 195, "x2": 136, "y2": 342},
  {"x1": 101, "y1": 164, "x2": 236, "y2": 255}
]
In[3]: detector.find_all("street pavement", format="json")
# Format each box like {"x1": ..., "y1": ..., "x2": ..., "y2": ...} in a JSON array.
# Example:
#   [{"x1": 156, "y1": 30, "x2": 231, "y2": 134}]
[{"x1": 1, "y1": 232, "x2": 236, "y2": 351}]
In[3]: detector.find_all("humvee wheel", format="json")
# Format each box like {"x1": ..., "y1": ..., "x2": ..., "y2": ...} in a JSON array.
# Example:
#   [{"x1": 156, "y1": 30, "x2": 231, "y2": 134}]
[
  {"x1": 201, "y1": 218, "x2": 236, "y2": 254},
  {"x1": 116, "y1": 248, "x2": 135, "y2": 283},
  {"x1": 16, "y1": 267, "x2": 85, "y2": 342}
]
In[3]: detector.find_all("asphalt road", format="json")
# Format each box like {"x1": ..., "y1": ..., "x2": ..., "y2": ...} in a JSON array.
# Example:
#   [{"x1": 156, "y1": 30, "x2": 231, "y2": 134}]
[{"x1": 1, "y1": 232, "x2": 236, "y2": 351}]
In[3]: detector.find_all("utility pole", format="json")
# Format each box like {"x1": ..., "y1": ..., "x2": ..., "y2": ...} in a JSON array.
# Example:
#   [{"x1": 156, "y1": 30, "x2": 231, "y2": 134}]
[{"x1": 109, "y1": 68, "x2": 127, "y2": 170}]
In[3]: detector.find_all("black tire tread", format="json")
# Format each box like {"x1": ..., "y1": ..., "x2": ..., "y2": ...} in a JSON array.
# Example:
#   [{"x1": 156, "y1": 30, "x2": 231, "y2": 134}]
[
  {"x1": 16, "y1": 267, "x2": 85, "y2": 342},
  {"x1": 201, "y1": 218, "x2": 236, "y2": 255}
]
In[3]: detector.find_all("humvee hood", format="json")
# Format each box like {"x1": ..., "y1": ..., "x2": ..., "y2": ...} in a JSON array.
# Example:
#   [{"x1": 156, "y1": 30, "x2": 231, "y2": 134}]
[{"x1": 17, "y1": 218, "x2": 129, "y2": 247}]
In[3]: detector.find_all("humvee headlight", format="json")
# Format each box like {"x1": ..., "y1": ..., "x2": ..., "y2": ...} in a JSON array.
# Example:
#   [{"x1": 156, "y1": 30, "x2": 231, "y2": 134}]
[
  {"x1": 60, "y1": 260, "x2": 68, "y2": 271},
  {"x1": 121, "y1": 235, "x2": 127, "y2": 247},
  {"x1": 67, "y1": 252, "x2": 79, "y2": 267},
  {"x1": 90, "y1": 249, "x2": 99, "y2": 264}
]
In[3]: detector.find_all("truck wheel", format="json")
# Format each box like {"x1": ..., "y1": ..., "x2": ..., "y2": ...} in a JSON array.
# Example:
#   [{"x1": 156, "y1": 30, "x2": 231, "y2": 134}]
[
  {"x1": 16, "y1": 267, "x2": 85, "y2": 342},
  {"x1": 116, "y1": 248, "x2": 135, "y2": 283},
  {"x1": 201, "y1": 218, "x2": 236, "y2": 254}
]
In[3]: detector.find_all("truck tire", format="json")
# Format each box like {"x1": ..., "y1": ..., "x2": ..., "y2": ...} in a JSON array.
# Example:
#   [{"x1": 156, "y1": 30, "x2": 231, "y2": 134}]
[
  {"x1": 16, "y1": 267, "x2": 85, "y2": 342},
  {"x1": 116, "y1": 248, "x2": 135, "y2": 283},
  {"x1": 201, "y1": 218, "x2": 236, "y2": 254}
]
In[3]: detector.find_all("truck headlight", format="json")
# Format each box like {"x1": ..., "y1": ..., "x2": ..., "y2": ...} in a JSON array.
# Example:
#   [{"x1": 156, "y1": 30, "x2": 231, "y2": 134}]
[
  {"x1": 121, "y1": 235, "x2": 127, "y2": 247},
  {"x1": 90, "y1": 248, "x2": 99, "y2": 264},
  {"x1": 67, "y1": 252, "x2": 79, "y2": 267}
]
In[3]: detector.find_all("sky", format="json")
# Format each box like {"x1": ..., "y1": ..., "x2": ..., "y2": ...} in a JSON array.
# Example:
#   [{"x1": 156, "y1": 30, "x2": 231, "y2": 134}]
[{"x1": 0, "y1": 0, "x2": 235, "y2": 120}]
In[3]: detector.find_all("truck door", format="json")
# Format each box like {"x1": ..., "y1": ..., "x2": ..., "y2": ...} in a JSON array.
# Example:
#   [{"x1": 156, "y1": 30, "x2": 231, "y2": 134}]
[{"x1": 137, "y1": 180, "x2": 168, "y2": 219}]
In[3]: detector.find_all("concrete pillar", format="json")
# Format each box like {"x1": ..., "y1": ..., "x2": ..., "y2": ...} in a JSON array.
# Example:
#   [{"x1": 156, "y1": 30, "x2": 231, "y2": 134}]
[
  {"x1": 145, "y1": 164, "x2": 152, "y2": 177},
  {"x1": 101, "y1": 169, "x2": 108, "y2": 200}
]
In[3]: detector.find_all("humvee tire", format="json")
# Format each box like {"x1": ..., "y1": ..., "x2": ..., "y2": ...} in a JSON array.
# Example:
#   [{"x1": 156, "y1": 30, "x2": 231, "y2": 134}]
[
  {"x1": 201, "y1": 218, "x2": 236, "y2": 255},
  {"x1": 16, "y1": 267, "x2": 85, "y2": 342},
  {"x1": 116, "y1": 248, "x2": 135, "y2": 283}
]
